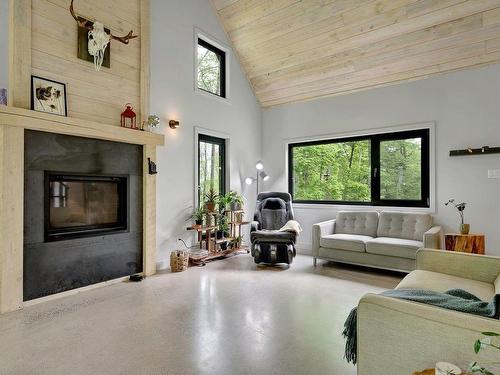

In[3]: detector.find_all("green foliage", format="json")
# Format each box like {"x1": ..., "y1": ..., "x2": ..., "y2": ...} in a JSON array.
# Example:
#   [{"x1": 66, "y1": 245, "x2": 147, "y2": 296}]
[
  {"x1": 204, "y1": 188, "x2": 218, "y2": 204},
  {"x1": 199, "y1": 140, "x2": 222, "y2": 205},
  {"x1": 190, "y1": 207, "x2": 206, "y2": 222},
  {"x1": 292, "y1": 138, "x2": 422, "y2": 202},
  {"x1": 469, "y1": 332, "x2": 500, "y2": 375},
  {"x1": 227, "y1": 190, "x2": 244, "y2": 205},
  {"x1": 292, "y1": 141, "x2": 371, "y2": 201},
  {"x1": 197, "y1": 44, "x2": 221, "y2": 95},
  {"x1": 380, "y1": 138, "x2": 421, "y2": 200}
]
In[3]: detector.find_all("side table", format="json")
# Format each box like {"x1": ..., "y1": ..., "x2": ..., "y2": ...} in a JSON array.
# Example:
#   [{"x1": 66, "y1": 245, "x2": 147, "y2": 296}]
[{"x1": 444, "y1": 233, "x2": 485, "y2": 255}]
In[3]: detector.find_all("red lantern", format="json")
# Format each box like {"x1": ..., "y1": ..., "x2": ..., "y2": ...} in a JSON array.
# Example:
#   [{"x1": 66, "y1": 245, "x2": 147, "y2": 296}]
[{"x1": 121, "y1": 103, "x2": 137, "y2": 129}]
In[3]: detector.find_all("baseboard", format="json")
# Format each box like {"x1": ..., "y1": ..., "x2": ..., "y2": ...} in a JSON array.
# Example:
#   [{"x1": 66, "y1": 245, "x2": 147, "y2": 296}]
[
  {"x1": 296, "y1": 243, "x2": 312, "y2": 256},
  {"x1": 23, "y1": 274, "x2": 137, "y2": 307}
]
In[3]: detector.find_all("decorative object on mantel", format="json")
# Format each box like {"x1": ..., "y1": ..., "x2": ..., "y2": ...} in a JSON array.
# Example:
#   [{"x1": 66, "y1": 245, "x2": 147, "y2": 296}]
[
  {"x1": 120, "y1": 103, "x2": 137, "y2": 129},
  {"x1": 169, "y1": 120, "x2": 180, "y2": 129},
  {"x1": 31, "y1": 76, "x2": 67, "y2": 116},
  {"x1": 450, "y1": 146, "x2": 500, "y2": 157},
  {"x1": 445, "y1": 199, "x2": 469, "y2": 234},
  {"x1": 144, "y1": 115, "x2": 160, "y2": 132},
  {"x1": 0, "y1": 88, "x2": 7, "y2": 106},
  {"x1": 69, "y1": 0, "x2": 138, "y2": 71}
]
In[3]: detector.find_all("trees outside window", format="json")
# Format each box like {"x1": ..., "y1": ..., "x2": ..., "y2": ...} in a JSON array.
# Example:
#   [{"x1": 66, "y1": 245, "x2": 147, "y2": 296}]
[
  {"x1": 198, "y1": 134, "x2": 226, "y2": 205},
  {"x1": 197, "y1": 38, "x2": 226, "y2": 98},
  {"x1": 289, "y1": 129, "x2": 430, "y2": 207}
]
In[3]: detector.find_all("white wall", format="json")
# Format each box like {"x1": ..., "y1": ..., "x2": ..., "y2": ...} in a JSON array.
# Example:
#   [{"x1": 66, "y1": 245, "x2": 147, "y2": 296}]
[
  {"x1": 150, "y1": 0, "x2": 262, "y2": 267},
  {"x1": 0, "y1": 0, "x2": 8, "y2": 91},
  {"x1": 262, "y1": 64, "x2": 500, "y2": 256}
]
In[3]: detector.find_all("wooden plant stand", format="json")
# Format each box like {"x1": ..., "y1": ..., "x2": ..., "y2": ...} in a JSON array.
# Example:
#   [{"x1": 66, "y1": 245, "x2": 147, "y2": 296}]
[
  {"x1": 444, "y1": 233, "x2": 485, "y2": 255},
  {"x1": 186, "y1": 209, "x2": 250, "y2": 266}
]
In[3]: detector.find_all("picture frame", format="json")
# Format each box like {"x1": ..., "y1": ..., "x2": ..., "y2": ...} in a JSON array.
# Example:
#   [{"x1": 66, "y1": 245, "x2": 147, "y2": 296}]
[{"x1": 31, "y1": 76, "x2": 68, "y2": 117}]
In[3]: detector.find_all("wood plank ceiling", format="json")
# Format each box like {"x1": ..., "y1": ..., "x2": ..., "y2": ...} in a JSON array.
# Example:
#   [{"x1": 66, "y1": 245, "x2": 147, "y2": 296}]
[{"x1": 211, "y1": 0, "x2": 500, "y2": 107}]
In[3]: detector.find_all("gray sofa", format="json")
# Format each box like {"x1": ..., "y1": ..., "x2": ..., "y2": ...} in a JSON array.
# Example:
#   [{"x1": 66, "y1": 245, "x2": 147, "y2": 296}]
[{"x1": 312, "y1": 211, "x2": 442, "y2": 272}]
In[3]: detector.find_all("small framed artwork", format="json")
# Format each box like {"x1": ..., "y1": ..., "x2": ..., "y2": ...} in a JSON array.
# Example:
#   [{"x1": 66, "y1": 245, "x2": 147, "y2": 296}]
[{"x1": 31, "y1": 76, "x2": 67, "y2": 116}]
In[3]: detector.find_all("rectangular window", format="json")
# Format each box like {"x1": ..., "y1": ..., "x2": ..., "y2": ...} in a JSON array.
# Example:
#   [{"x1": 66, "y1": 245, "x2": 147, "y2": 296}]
[
  {"x1": 197, "y1": 38, "x2": 226, "y2": 98},
  {"x1": 198, "y1": 134, "x2": 226, "y2": 205},
  {"x1": 288, "y1": 129, "x2": 430, "y2": 207}
]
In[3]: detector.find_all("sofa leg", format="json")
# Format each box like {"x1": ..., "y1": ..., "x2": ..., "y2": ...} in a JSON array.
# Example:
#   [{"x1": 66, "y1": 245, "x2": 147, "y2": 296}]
[{"x1": 313, "y1": 257, "x2": 317, "y2": 267}]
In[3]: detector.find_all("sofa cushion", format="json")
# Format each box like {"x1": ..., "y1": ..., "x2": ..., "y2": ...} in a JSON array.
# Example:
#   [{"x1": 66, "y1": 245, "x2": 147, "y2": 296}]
[
  {"x1": 335, "y1": 211, "x2": 379, "y2": 237},
  {"x1": 377, "y1": 211, "x2": 432, "y2": 241},
  {"x1": 366, "y1": 237, "x2": 423, "y2": 259},
  {"x1": 397, "y1": 270, "x2": 496, "y2": 302},
  {"x1": 320, "y1": 233, "x2": 373, "y2": 252}
]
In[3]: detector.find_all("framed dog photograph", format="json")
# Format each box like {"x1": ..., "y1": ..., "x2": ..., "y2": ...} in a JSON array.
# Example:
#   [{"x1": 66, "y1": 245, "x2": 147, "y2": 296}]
[{"x1": 31, "y1": 76, "x2": 67, "y2": 116}]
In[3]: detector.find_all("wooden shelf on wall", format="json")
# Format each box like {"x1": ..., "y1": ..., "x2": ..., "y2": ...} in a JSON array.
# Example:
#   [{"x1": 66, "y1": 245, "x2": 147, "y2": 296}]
[{"x1": 0, "y1": 106, "x2": 164, "y2": 146}]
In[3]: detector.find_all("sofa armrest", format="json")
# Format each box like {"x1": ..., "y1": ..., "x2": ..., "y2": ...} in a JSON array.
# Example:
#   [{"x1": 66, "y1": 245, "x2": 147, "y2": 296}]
[
  {"x1": 423, "y1": 225, "x2": 442, "y2": 249},
  {"x1": 357, "y1": 293, "x2": 499, "y2": 375},
  {"x1": 250, "y1": 221, "x2": 260, "y2": 232},
  {"x1": 416, "y1": 249, "x2": 500, "y2": 284},
  {"x1": 312, "y1": 219, "x2": 336, "y2": 257}
]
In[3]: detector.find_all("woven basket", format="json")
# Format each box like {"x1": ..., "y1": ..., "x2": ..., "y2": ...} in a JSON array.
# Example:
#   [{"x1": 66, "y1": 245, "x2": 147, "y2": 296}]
[{"x1": 170, "y1": 250, "x2": 189, "y2": 272}]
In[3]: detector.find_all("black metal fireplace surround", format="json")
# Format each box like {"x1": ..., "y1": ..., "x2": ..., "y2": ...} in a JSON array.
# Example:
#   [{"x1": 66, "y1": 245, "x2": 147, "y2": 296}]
[
  {"x1": 45, "y1": 172, "x2": 129, "y2": 242},
  {"x1": 24, "y1": 130, "x2": 143, "y2": 301}
]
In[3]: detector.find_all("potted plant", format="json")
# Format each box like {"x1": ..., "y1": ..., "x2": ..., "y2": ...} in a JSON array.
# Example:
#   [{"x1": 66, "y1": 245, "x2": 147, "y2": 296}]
[
  {"x1": 190, "y1": 207, "x2": 205, "y2": 226},
  {"x1": 204, "y1": 189, "x2": 218, "y2": 212},
  {"x1": 233, "y1": 235, "x2": 243, "y2": 249},
  {"x1": 217, "y1": 193, "x2": 232, "y2": 212},
  {"x1": 469, "y1": 331, "x2": 500, "y2": 374},
  {"x1": 228, "y1": 190, "x2": 244, "y2": 211},
  {"x1": 445, "y1": 199, "x2": 469, "y2": 234}
]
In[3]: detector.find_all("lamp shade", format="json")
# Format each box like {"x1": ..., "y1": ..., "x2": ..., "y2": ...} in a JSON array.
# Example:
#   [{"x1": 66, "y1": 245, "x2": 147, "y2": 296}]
[
  {"x1": 260, "y1": 171, "x2": 269, "y2": 181},
  {"x1": 245, "y1": 177, "x2": 254, "y2": 185},
  {"x1": 255, "y1": 161, "x2": 264, "y2": 170}
]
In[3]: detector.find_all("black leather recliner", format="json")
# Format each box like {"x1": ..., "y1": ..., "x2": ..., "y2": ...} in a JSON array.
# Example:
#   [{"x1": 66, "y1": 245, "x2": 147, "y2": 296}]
[{"x1": 250, "y1": 192, "x2": 297, "y2": 265}]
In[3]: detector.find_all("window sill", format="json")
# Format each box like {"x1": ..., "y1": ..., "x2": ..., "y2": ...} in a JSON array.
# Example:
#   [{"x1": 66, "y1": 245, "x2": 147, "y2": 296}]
[{"x1": 291, "y1": 202, "x2": 436, "y2": 214}]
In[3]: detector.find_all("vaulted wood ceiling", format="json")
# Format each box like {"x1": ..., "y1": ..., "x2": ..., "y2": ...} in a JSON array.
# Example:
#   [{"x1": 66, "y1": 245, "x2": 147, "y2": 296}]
[{"x1": 211, "y1": 0, "x2": 500, "y2": 107}]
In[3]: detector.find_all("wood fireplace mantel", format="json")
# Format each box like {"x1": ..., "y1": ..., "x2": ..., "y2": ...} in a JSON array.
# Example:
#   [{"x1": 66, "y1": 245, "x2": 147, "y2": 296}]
[{"x1": 0, "y1": 106, "x2": 164, "y2": 313}]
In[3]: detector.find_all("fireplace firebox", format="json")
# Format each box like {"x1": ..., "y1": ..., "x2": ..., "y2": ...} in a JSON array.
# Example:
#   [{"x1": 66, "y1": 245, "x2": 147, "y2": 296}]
[{"x1": 45, "y1": 172, "x2": 128, "y2": 242}]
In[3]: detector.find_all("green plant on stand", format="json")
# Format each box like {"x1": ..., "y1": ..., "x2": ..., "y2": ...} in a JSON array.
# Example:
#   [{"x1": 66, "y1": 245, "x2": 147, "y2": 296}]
[
  {"x1": 217, "y1": 193, "x2": 232, "y2": 212},
  {"x1": 190, "y1": 207, "x2": 206, "y2": 226},
  {"x1": 228, "y1": 190, "x2": 244, "y2": 211},
  {"x1": 469, "y1": 332, "x2": 500, "y2": 375},
  {"x1": 204, "y1": 189, "x2": 218, "y2": 212}
]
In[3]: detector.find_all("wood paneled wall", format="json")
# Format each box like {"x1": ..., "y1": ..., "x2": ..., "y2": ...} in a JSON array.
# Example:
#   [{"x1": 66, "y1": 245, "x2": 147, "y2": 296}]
[
  {"x1": 30, "y1": 0, "x2": 143, "y2": 125},
  {"x1": 212, "y1": 0, "x2": 500, "y2": 107}
]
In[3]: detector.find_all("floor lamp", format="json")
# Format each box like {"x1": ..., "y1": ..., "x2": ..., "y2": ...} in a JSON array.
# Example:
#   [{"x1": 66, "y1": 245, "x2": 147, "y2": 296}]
[{"x1": 246, "y1": 160, "x2": 269, "y2": 194}]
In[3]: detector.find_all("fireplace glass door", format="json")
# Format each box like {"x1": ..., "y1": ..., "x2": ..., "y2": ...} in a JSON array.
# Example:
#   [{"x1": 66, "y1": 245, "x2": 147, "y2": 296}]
[{"x1": 45, "y1": 173, "x2": 128, "y2": 241}]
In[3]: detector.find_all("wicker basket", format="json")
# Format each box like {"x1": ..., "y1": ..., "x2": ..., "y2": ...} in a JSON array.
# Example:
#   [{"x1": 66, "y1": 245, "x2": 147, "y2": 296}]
[{"x1": 170, "y1": 250, "x2": 189, "y2": 272}]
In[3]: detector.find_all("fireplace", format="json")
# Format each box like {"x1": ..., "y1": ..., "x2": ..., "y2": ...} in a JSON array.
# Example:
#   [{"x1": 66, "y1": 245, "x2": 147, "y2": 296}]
[{"x1": 45, "y1": 173, "x2": 128, "y2": 242}]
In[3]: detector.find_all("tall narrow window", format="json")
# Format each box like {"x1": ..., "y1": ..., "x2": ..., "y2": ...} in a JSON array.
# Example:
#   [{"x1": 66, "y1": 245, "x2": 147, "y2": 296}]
[
  {"x1": 289, "y1": 129, "x2": 430, "y2": 207},
  {"x1": 197, "y1": 38, "x2": 226, "y2": 98},
  {"x1": 198, "y1": 134, "x2": 226, "y2": 205}
]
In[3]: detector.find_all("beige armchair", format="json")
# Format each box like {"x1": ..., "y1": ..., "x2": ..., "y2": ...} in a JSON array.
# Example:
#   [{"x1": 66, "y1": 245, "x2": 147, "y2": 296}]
[{"x1": 357, "y1": 249, "x2": 500, "y2": 375}]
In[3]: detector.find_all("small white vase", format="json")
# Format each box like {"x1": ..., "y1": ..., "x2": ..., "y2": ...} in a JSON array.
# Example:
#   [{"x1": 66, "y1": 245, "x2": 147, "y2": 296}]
[{"x1": 435, "y1": 362, "x2": 462, "y2": 375}]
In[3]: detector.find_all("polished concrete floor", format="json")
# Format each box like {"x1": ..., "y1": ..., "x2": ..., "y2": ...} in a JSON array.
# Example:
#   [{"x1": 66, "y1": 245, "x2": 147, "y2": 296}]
[{"x1": 0, "y1": 254, "x2": 403, "y2": 375}]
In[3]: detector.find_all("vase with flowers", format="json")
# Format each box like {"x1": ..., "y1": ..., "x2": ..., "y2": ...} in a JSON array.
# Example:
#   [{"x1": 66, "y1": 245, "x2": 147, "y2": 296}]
[{"x1": 445, "y1": 199, "x2": 469, "y2": 234}]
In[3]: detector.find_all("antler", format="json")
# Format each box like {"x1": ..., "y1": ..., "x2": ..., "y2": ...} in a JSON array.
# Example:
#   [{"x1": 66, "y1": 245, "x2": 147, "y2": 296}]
[{"x1": 69, "y1": 0, "x2": 138, "y2": 45}]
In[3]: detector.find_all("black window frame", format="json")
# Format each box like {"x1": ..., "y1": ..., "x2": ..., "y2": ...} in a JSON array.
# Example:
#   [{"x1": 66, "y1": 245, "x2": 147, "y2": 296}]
[
  {"x1": 288, "y1": 128, "x2": 430, "y2": 208},
  {"x1": 197, "y1": 38, "x2": 227, "y2": 99},
  {"x1": 198, "y1": 134, "x2": 227, "y2": 205}
]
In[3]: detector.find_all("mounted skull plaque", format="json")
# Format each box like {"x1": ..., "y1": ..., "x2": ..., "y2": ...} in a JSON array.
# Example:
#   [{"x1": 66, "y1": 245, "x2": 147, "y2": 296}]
[{"x1": 70, "y1": 0, "x2": 138, "y2": 71}]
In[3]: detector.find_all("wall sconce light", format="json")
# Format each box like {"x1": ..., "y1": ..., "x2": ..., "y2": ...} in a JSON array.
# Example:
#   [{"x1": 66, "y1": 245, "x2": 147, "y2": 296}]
[{"x1": 169, "y1": 120, "x2": 180, "y2": 129}]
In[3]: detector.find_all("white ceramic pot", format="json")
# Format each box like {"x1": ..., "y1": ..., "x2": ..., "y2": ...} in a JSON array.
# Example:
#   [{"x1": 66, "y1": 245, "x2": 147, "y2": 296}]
[{"x1": 435, "y1": 362, "x2": 462, "y2": 375}]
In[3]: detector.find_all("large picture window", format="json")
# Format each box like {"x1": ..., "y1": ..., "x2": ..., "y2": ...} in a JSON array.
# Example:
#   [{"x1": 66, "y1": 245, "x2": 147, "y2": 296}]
[
  {"x1": 288, "y1": 129, "x2": 430, "y2": 207},
  {"x1": 198, "y1": 134, "x2": 226, "y2": 205}
]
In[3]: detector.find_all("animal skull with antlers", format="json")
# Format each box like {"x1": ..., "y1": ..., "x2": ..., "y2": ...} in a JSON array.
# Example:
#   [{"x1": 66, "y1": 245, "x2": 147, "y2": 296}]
[{"x1": 70, "y1": 0, "x2": 138, "y2": 71}]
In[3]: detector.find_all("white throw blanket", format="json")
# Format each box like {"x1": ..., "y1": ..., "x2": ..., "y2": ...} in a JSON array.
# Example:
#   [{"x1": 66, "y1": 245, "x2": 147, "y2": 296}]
[{"x1": 279, "y1": 220, "x2": 302, "y2": 235}]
